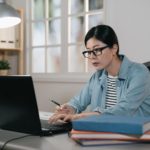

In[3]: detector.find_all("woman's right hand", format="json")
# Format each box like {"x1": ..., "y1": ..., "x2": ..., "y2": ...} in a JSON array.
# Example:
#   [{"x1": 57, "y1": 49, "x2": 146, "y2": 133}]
[{"x1": 55, "y1": 103, "x2": 75, "y2": 114}]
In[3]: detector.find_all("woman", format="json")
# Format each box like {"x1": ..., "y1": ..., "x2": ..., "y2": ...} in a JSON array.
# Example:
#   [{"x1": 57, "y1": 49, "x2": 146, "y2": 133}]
[{"x1": 49, "y1": 24, "x2": 150, "y2": 123}]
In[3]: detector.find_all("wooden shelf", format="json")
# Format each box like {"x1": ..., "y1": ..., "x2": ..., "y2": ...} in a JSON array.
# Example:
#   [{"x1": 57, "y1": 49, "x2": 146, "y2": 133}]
[
  {"x1": 0, "y1": 9, "x2": 24, "y2": 75},
  {"x1": 0, "y1": 48, "x2": 21, "y2": 51}
]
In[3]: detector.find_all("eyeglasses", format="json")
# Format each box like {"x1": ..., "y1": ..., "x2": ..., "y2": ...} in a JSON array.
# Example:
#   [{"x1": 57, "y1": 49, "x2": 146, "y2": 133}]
[{"x1": 82, "y1": 46, "x2": 109, "y2": 58}]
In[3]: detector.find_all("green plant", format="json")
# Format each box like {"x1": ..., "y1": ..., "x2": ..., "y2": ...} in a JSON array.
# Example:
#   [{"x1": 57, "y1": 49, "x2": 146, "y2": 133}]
[{"x1": 0, "y1": 60, "x2": 11, "y2": 70}]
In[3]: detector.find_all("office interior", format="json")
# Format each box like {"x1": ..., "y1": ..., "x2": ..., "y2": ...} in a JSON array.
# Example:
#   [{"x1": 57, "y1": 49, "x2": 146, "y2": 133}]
[
  {"x1": 2, "y1": 0, "x2": 150, "y2": 113},
  {"x1": 0, "y1": 0, "x2": 150, "y2": 149}
]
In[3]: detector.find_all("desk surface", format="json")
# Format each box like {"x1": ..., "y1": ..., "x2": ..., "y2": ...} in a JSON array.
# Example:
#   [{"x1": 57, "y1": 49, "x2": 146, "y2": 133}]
[{"x1": 0, "y1": 129, "x2": 150, "y2": 150}]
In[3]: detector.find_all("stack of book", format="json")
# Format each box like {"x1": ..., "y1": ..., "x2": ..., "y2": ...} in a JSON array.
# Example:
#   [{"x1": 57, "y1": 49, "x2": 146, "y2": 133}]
[{"x1": 69, "y1": 115, "x2": 150, "y2": 146}]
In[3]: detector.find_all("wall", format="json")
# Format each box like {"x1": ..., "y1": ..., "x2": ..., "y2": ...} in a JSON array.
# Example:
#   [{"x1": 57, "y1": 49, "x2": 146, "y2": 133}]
[
  {"x1": 7, "y1": 0, "x2": 150, "y2": 112},
  {"x1": 34, "y1": 80, "x2": 85, "y2": 112},
  {"x1": 105, "y1": 0, "x2": 150, "y2": 62}
]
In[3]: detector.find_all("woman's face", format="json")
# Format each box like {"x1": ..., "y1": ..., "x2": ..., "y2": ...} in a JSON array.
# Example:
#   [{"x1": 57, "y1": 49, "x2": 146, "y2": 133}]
[{"x1": 85, "y1": 37, "x2": 117, "y2": 70}]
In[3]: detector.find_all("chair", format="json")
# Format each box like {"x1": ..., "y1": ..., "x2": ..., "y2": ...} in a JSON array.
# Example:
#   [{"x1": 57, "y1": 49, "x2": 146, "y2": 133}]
[{"x1": 143, "y1": 61, "x2": 150, "y2": 71}]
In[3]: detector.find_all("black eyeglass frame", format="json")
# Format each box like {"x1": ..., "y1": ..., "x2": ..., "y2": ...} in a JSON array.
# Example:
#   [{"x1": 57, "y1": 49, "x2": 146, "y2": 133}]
[{"x1": 82, "y1": 46, "x2": 109, "y2": 58}]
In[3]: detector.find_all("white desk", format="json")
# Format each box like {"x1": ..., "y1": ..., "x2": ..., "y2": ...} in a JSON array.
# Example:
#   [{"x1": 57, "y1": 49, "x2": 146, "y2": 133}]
[{"x1": 0, "y1": 129, "x2": 150, "y2": 150}]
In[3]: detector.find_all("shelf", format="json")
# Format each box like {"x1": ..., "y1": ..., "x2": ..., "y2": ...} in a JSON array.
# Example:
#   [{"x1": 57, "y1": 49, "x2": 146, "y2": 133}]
[
  {"x1": 0, "y1": 9, "x2": 24, "y2": 75},
  {"x1": 0, "y1": 48, "x2": 22, "y2": 52}
]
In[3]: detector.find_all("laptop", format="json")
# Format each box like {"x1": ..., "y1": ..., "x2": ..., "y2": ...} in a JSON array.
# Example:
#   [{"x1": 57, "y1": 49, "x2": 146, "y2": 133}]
[{"x1": 0, "y1": 75, "x2": 72, "y2": 136}]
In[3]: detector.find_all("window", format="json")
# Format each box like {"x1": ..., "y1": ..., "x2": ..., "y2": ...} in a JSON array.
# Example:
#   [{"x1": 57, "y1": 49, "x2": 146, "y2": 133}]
[{"x1": 26, "y1": 0, "x2": 104, "y2": 81}]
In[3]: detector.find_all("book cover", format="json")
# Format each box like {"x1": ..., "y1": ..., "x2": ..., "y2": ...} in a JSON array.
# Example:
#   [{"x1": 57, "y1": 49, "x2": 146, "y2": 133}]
[
  {"x1": 74, "y1": 139, "x2": 134, "y2": 146},
  {"x1": 70, "y1": 129, "x2": 150, "y2": 142},
  {"x1": 72, "y1": 115, "x2": 150, "y2": 135}
]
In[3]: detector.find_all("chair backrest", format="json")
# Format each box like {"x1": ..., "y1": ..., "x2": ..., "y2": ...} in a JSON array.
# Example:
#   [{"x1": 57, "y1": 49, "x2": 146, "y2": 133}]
[{"x1": 143, "y1": 62, "x2": 150, "y2": 71}]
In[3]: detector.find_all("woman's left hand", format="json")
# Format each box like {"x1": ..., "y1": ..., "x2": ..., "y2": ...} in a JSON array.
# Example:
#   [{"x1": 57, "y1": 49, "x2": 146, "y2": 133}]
[{"x1": 48, "y1": 111, "x2": 100, "y2": 124}]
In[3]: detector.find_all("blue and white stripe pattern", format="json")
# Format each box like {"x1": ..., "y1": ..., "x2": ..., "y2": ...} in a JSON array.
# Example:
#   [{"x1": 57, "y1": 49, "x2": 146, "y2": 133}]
[{"x1": 105, "y1": 75, "x2": 118, "y2": 108}]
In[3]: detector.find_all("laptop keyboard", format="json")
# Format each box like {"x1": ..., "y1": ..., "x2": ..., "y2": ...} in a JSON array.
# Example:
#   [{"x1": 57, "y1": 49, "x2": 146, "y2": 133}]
[{"x1": 41, "y1": 119, "x2": 72, "y2": 134}]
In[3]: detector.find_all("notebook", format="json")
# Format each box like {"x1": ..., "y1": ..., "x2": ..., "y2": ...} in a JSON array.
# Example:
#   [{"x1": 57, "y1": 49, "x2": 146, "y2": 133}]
[{"x1": 0, "y1": 75, "x2": 72, "y2": 136}]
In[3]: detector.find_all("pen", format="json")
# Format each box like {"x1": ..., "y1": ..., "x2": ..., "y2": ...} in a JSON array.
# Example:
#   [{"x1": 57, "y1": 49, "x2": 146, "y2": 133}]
[{"x1": 50, "y1": 100, "x2": 61, "y2": 106}]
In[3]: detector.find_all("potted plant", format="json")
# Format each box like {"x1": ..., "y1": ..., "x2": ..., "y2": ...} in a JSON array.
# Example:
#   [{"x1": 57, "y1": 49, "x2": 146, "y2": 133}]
[{"x1": 0, "y1": 60, "x2": 11, "y2": 75}]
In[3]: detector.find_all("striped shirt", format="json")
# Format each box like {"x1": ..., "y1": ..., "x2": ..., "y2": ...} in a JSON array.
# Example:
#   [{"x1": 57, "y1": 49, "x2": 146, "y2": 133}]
[{"x1": 105, "y1": 75, "x2": 118, "y2": 109}]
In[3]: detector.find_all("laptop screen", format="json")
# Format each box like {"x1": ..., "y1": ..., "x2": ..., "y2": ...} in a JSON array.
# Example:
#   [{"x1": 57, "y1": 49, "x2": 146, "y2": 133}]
[{"x1": 0, "y1": 75, "x2": 42, "y2": 135}]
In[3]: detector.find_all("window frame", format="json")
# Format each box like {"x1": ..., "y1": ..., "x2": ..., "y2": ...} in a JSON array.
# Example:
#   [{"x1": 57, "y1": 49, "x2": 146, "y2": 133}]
[{"x1": 25, "y1": 0, "x2": 106, "y2": 83}]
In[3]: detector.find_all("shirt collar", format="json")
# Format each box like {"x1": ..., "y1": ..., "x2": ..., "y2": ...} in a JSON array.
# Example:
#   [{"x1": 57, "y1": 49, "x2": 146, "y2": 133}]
[
  {"x1": 98, "y1": 55, "x2": 133, "y2": 80},
  {"x1": 118, "y1": 55, "x2": 133, "y2": 80}
]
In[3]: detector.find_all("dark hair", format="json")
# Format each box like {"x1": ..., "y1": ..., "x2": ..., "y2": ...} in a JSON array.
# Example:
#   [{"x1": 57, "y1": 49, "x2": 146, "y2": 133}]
[{"x1": 84, "y1": 25, "x2": 119, "y2": 55}]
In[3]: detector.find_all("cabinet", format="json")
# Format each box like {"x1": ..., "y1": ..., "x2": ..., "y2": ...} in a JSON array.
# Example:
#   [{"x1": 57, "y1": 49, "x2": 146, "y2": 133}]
[{"x1": 0, "y1": 9, "x2": 24, "y2": 75}]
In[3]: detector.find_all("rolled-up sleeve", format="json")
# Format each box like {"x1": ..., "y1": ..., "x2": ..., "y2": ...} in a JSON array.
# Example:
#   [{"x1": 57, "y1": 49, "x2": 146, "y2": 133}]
[{"x1": 67, "y1": 75, "x2": 96, "y2": 113}]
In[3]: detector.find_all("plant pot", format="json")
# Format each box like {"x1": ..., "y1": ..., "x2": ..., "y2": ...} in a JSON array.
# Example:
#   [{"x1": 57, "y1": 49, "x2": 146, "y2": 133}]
[{"x1": 0, "y1": 69, "x2": 9, "y2": 76}]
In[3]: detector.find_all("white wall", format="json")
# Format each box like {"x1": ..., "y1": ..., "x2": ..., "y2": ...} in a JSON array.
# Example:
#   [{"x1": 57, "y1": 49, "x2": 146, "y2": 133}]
[
  {"x1": 7, "y1": 0, "x2": 150, "y2": 112},
  {"x1": 34, "y1": 81, "x2": 85, "y2": 112},
  {"x1": 105, "y1": 0, "x2": 150, "y2": 63}
]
